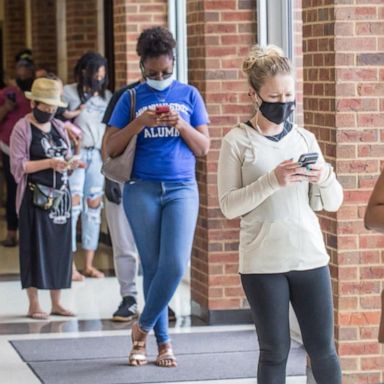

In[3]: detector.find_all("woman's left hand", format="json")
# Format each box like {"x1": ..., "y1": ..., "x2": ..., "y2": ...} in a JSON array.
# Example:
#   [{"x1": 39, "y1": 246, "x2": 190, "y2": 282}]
[
  {"x1": 157, "y1": 111, "x2": 187, "y2": 131},
  {"x1": 298, "y1": 163, "x2": 327, "y2": 184}
]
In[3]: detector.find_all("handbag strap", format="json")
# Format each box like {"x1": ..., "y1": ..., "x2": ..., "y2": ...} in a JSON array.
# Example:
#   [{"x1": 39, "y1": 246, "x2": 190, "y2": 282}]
[{"x1": 127, "y1": 88, "x2": 136, "y2": 123}]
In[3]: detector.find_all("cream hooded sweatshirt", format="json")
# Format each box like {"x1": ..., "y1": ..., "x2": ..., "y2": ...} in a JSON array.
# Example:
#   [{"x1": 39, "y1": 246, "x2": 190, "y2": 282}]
[{"x1": 218, "y1": 123, "x2": 343, "y2": 274}]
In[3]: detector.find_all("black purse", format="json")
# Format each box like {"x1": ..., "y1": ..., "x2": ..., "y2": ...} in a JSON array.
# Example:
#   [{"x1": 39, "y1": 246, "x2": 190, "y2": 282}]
[{"x1": 29, "y1": 183, "x2": 65, "y2": 211}]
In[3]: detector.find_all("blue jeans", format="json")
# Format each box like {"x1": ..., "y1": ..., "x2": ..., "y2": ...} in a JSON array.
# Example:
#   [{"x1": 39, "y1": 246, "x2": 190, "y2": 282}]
[
  {"x1": 69, "y1": 148, "x2": 104, "y2": 252},
  {"x1": 123, "y1": 179, "x2": 199, "y2": 344}
]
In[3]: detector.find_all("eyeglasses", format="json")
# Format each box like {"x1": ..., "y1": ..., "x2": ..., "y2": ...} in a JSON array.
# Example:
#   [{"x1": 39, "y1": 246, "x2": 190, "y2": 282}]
[
  {"x1": 143, "y1": 71, "x2": 173, "y2": 81},
  {"x1": 140, "y1": 62, "x2": 174, "y2": 81}
]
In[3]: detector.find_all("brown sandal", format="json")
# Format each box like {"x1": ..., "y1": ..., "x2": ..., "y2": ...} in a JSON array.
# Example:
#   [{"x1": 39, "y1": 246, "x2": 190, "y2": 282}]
[
  {"x1": 156, "y1": 342, "x2": 177, "y2": 368},
  {"x1": 128, "y1": 322, "x2": 148, "y2": 366}
]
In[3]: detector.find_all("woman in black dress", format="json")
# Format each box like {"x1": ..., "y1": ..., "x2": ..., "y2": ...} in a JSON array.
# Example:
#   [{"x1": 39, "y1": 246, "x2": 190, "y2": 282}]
[{"x1": 10, "y1": 78, "x2": 84, "y2": 319}]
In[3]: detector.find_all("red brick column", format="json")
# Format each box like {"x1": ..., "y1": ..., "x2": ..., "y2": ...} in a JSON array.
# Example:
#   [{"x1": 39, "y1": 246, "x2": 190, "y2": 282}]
[
  {"x1": 3, "y1": 0, "x2": 27, "y2": 78},
  {"x1": 187, "y1": 0, "x2": 257, "y2": 323},
  {"x1": 113, "y1": 0, "x2": 167, "y2": 88},
  {"x1": 302, "y1": 1, "x2": 384, "y2": 382},
  {"x1": 30, "y1": 0, "x2": 57, "y2": 73},
  {"x1": 65, "y1": 0, "x2": 99, "y2": 82}
]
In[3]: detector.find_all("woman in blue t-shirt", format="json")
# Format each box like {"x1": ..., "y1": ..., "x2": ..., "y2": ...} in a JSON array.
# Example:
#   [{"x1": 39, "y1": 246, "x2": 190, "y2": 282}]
[{"x1": 107, "y1": 27, "x2": 210, "y2": 367}]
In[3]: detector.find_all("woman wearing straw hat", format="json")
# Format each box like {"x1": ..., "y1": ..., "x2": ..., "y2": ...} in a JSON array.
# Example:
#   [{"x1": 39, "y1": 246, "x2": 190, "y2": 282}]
[{"x1": 10, "y1": 78, "x2": 84, "y2": 319}]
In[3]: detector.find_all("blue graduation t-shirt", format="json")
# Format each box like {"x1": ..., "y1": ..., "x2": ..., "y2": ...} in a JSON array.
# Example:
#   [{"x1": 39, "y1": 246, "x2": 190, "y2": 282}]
[{"x1": 108, "y1": 80, "x2": 209, "y2": 182}]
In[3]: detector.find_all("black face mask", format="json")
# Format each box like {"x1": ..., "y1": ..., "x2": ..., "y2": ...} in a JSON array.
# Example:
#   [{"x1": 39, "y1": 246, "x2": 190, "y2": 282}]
[
  {"x1": 16, "y1": 78, "x2": 34, "y2": 92},
  {"x1": 33, "y1": 107, "x2": 55, "y2": 124},
  {"x1": 258, "y1": 96, "x2": 295, "y2": 125},
  {"x1": 86, "y1": 77, "x2": 105, "y2": 93}
]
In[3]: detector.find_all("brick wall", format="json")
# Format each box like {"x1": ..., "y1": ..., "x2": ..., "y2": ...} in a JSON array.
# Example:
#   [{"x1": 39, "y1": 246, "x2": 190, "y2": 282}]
[
  {"x1": 187, "y1": 0, "x2": 257, "y2": 321},
  {"x1": 30, "y1": 0, "x2": 57, "y2": 73},
  {"x1": 3, "y1": 0, "x2": 26, "y2": 78},
  {"x1": 65, "y1": 0, "x2": 99, "y2": 83},
  {"x1": 302, "y1": 1, "x2": 384, "y2": 382},
  {"x1": 113, "y1": 0, "x2": 167, "y2": 88}
]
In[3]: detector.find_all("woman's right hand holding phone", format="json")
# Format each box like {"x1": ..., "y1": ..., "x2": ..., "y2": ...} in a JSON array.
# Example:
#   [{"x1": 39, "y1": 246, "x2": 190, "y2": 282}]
[
  {"x1": 274, "y1": 159, "x2": 305, "y2": 187},
  {"x1": 136, "y1": 108, "x2": 159, "y2": 128}
]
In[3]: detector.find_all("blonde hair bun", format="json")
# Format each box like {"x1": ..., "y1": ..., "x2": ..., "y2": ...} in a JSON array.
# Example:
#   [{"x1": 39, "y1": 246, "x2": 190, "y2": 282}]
[
  {"x1": 242, "y1": 44, "x2": 292, "y2": 92},
  {"x1": 242, "y1": 45, "x2": 285, "y2": 74}
]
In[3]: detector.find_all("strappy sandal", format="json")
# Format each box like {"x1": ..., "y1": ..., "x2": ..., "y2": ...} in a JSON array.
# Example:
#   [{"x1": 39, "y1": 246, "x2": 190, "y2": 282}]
[
  {"x1": 128, "y1": 322, "x2": 148, "y2": 366},
  {"x1": 51, "y1": 308, "x2": 76, "y2": 317},
  {"x1": 156, "y1": 343, "x2": 177, "y2": 368}
]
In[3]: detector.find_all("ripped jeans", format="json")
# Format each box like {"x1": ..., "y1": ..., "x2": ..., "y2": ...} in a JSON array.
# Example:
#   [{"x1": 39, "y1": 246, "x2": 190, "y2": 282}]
[{"x1": 69, "y1": 148, "x2": 104, "y2": 252}]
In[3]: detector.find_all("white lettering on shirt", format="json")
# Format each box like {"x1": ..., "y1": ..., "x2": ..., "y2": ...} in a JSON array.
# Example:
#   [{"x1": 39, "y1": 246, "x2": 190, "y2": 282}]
[
  {"x1": 137, "y1": 103, "x2": 186, "y2": 139},
  {"x1": 144, "y1": 126, "x2": 180, "y2": 138}
]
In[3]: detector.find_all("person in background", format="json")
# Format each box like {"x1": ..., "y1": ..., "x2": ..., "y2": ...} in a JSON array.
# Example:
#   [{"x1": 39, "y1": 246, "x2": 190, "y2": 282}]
[
  {"x1": 15, "y1": 49, "x2": 33, "y2": 64},
  {"x1": 365, "y1": 170, "x2": 384, "y2": 231},
  {"x1": 107, "y1": 26, "x2": 210, "y2": 367},
  {"x1": 217, "y1": 45, "x2": 343, "y2": 383},
  {"x1": 364, "y1": 171, "x2": 384, "y2": 344},
  {"x1": 35, "y1": 67, "x2": 48, "y2": 79},
  {"x1": 0, "y1": 57, "x2": 34, "y2": 246},
  {"x1": 10, "y1": 78, "x2": 84, "y2": 319},
  {"x1": 63, "y1": 52, "x2": 112, "y2": 280},
  {"x1": 101, "y1": 79, "x2": 140, "y2": 321}
]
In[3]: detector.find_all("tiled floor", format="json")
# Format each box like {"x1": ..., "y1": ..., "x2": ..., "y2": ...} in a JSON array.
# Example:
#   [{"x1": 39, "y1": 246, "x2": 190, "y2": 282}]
[{"x1": 0, "y1": 212, "x2": 307, "y2": 384}]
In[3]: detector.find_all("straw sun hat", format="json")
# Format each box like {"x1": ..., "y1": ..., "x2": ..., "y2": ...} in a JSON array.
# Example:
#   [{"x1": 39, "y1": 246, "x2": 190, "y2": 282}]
[{"x1": 25, "y1": 78, "x2": 67, "y2": 108}]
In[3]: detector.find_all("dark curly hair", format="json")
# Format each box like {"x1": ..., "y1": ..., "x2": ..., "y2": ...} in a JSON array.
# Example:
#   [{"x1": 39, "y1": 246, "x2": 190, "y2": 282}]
[
  {"x1": 136, "y1": 26, "x2": 176, "y2": 62},
  {"x1": 73, "y1": 52, "x2": 108, "y2": 102},
  {"x1": 15, "y1": 48, "x2": 33, "y2": 63}
]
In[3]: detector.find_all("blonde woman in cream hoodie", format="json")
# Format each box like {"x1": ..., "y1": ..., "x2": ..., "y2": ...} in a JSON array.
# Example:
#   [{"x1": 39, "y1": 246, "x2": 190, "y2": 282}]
[{"x1": 218, "y1": 45, "x2": 343, "y2": 384}]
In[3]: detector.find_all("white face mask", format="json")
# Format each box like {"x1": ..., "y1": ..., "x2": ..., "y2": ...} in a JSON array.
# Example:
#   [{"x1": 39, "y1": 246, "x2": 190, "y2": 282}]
[{"x1": 146, "y1": 76, "x2": 174, "y2": 91}]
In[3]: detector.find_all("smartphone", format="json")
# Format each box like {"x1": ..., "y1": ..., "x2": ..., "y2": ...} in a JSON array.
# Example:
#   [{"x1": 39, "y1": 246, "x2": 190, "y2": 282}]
[
  {"x1": 65, "y1": 155, "x2": 82, "y2": 171},
  {"x1": 6, "y1": 92, "x2": 16, "y2": 103},
  {"x1": 155, "y1": 105, "x2": 170, "y2": 115},
  {"x1": 298, "y1": 152, "x2": 319, "y2": 168}
]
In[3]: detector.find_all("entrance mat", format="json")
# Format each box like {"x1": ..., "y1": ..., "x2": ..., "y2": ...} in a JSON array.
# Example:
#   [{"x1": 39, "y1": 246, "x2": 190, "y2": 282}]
[{"x1": 11, "y1": 330, "x2": 306, "y2": 383}]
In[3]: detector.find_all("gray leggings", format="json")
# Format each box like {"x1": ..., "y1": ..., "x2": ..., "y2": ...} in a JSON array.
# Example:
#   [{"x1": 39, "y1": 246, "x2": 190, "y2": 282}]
[{"x1": 241, "y1": 266, "x2": 342, "y2": 384}]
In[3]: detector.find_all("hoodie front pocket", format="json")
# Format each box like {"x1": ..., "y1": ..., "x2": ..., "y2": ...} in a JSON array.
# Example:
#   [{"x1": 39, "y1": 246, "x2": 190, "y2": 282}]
[{"x1": 245, "y1": 220, "x2": 300, "y2": 255}]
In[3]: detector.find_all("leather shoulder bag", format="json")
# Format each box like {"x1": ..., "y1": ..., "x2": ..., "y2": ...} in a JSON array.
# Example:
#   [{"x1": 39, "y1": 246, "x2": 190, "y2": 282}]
[{"x1": 101, "y1": 88, "x2": 137, "y2": 183}]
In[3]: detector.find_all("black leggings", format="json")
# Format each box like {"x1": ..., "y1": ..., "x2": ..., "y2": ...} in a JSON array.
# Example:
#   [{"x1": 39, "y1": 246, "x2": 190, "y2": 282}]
[
  {"x1": 241, "y1": 266, "x2": 342, "y2": 384},
  {"x1": 2, "y1": 152, "x2": 18, "y2": 231}
]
